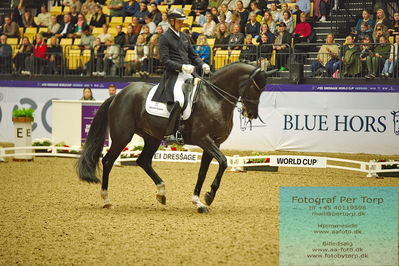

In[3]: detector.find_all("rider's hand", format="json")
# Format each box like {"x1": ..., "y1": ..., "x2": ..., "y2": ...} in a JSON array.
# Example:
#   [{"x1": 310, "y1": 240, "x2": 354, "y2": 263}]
[
  {"x1": 202, "y1": 63, "x2": 211, "y2": 74},
  {"x1": 182, "y1": 64, "x2": 195, "y2": 74}
]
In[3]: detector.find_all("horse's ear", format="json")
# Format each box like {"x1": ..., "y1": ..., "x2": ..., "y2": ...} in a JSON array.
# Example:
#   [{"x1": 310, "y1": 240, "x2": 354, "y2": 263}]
[{"x1": 264, "y1": 69, "x2": 278, "y2": 78}]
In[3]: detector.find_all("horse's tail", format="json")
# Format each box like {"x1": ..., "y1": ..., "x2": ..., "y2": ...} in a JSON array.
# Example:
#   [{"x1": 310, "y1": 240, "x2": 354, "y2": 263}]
[{"x1": 77, "y1": 95, "x2": 115, "y2": 183}]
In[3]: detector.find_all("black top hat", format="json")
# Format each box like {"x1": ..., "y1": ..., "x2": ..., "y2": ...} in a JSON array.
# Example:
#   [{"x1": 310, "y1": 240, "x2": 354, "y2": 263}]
[{"x1": 168, "y1": 8, "x2": 186, "y2": 20}]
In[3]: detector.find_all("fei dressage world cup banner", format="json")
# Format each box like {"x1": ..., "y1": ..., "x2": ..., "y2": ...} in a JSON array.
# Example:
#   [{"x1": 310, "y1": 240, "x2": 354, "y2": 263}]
[
  {"x1": 0, "y1": 81, "x2": 398, "y2": 154},
  {"x1": 222, "y1": 84, "x2": 399, "y2": 155}
]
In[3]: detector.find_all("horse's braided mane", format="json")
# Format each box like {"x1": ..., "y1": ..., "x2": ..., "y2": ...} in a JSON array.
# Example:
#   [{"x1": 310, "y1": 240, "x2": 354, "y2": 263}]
[{"x1": 212, "y1": 60, "x2": 257, "y2": 75}]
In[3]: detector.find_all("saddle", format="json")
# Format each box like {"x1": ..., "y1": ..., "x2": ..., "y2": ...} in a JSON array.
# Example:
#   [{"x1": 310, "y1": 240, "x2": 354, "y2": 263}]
[{"x1": 145, "y1": 78, "x2": 200, "y2": 120}]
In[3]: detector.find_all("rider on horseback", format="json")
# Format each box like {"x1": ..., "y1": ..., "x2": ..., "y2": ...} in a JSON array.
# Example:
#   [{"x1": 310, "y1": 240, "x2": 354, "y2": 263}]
[{"x1": 152, "y1": 8, "x2": 211, "y2": 144}]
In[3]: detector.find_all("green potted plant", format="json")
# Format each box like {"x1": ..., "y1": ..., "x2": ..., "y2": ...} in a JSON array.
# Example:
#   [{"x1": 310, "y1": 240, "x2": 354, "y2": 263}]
[
  {"x1": 12, "y1": 108, "x2": 35, "y2": 161},
  {"x1": 12, "y1": 108, "x2": 35, "y2": 123}
]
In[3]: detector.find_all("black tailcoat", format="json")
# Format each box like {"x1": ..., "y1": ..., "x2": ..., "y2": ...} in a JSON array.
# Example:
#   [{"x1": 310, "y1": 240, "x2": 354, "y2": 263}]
[{"x1": 152, "y1": 28, "x2": 203, "y2": 103}]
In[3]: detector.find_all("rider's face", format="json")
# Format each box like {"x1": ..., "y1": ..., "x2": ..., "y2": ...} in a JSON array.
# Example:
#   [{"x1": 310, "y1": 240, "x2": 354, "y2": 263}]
[{"x1": 174, "y1": 19, "x2": 184, "y2": 31}]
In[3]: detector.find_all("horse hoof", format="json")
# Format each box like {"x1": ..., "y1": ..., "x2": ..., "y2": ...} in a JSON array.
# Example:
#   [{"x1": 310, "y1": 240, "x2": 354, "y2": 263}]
[
  {"x1": 156, "y1": 194, "x2": 166, "y2": 205},
  {"x1": 197, "y1": 206, "x2": 209, "y2": 213},
  {"x1": 103, "y1": 203, "x2": 113, "y2": 209},
  {"x1": 204, "y1": 192, "x2": 214, "y2": 206}
]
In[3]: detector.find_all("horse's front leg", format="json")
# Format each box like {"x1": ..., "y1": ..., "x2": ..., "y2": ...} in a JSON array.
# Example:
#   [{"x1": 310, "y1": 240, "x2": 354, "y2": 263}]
[
  {"x1": 192, "y1": 151, "x2": 213, "y2": 213},
  {"x1": 199, "y1": 137, "x2": 228, "y2": 207}
]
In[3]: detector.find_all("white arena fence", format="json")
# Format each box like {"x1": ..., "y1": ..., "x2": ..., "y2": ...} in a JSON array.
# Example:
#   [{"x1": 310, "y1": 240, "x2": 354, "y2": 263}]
[{"x1": 0, "y1": 146, "x2": 398, "y2": 178}]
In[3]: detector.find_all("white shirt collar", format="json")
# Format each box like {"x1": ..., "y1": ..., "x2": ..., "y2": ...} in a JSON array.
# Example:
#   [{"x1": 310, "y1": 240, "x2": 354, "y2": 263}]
[{"x1": 169, "y1": 26, "x2": 180, "y2": 37}]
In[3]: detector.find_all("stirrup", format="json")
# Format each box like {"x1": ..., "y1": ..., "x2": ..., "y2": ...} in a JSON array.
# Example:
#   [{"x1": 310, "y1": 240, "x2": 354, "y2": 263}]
[{"x1": 164, "y1": 130, "x2": 184, "y2": 145}]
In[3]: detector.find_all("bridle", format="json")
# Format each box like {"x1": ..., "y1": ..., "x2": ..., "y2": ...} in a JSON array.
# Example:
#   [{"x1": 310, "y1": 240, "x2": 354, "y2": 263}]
[{"x1": 193, "y1": 67, "x2": 263, "y2": 108}]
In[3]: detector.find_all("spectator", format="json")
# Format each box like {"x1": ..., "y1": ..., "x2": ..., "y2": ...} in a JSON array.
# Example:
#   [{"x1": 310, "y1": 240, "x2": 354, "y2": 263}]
[
  {"x1": 229, "y1": 12, "x2": 241, "y2": 33},
  {"x1": 203, "y1": 13, "x2": 217, "y2": 38},
  {"x1": 210, "y1": 7, "x2": 220, "y2": 24},
  {"x1": 124, "y1": 0, "x2": 140, "y2": 17},
  {"x1": 141, "y1": 25, "x2": 152, "y2": 43},
  {"x1": 114, "y1": 25, "x2": 126, "y2": 47},
  {"x1": 101, "y1": 37, "x2": 121, "y2": 76},
  {"x1": 318, "y1": 0, "x2": 330, "y2": 23},
  {"x1": 108, "y1": 84, "x2": 117, "y2": 96},
  {"x1": 216, "y1": 14, "x2": 229, "y2": 32},
  {"x1": 249, "y1": 2, "x2": 263, "y2": 22},
  {"x1": 82, "y1": 0, "x2": 97, "y2": 15},
  {"x1": 311, "y1": 33, "x2": 339, "y2": 76},
  {"x1": 91, "y1": 37, "x2": 106, "y2": 76},
  {"x1": 37, "y1": 6, "x2": 51, "y2": 27},
  {"x1": 374, "y1": 9, "x2": 390, "y2": 31},
  {"x1": 41, "y1": 15, "x2": 61, "y2": 38},
  {"x1": 339, "y1": 35, "x2": 362, "y2": 77},
  {"x1": 228, "y1": 24, "x2": 244, "y2": 50},
  {"x1": 293, "y1": 13, "x2": 311, "y2": 43},
  {"x1": 239, "y1": 34, "x2": 257, "y2": 62},
  {"x1": 219, "y1": 4, "x2": 232, "y2": 23},
  {"x1": 89, "y1": 4, "x2": 107, "y2": 29},
  {"x1": 80, "y1": 87, "x2": 95, "y2": 100},
  {"x1": 295, "y1": 0, "x2": 311, "y2": 15},
  {"x1": 354, "y1": 10, "x2": 375, "y2": 33},
  {"x1": 262, "y1": 11, "x2": 276, "y2": 35},
  {"x1": 158, "y1": 12, "x2": 170, "y2": 32},
  {"x1": 154, "y1": 25, "x2": 164, "y2": 37},
  {"x1": 214, "y1": 23, "x2": 230, "y2": 50},
  {"x1": 70, "y1": 7, "x2": 79, "y2": 25},
  {"x1": 0, "y1": 35, "x2": 12, "y2": 74},
  {"x1": 55, "y1": 14, "x2": 75, "y2": 38},
  {"x1": 365, "y1": 36, "x2": 391, "y2": 79},
  {"x1": 135, "y1": 3, "x2": 150, "y2": 25},
  {"x1": 235, "y1": 1, "x2": 249, "y2": 30},
  {"x1": 280, "y1": 11, "x2": 294, "y2": 34},
  {"x1": 79, "y1": 25, "x2": 95, "y2": 49},
  {"x1": 388, "y1": 12, "x2": 399, "y2": 37},
  {"x1": 69, "y1": 0, "x2": 82, "y2": 13},
  {"x1": 13, "y1": 36, "x2": 34, "y2": 74},
  {"x1": 22, "y1": 34, "x2": 48, "y2": 75},
  {"x1": 97, "y1": 24, "x2": 112, "y2": 43},
  {"x1": 258, "y1": 33, "x2": 272, "y2": 70},
  {"x1": 190, "y1": 0, "x2": 208, "y2": 16},
  {"x1": 124, "y1": 24, "x2": 138, "y2": 51},
  {"x1": 149, "y1": 3, "x2": 162, "y2": 25},
  {"x1": 269, "y1": 3, "x2": 280, "y2": 22},
  {"x1": 194, "y1": 34, "x2": 211, "y2": 64},
  {"x1": 131, "y1": 16, "x2": 143, "y2": 36},
  {"x1": 373, "y1": 23, "x2": 389, "y2": 43},
  {"x1": 278, "y1": 3, "x2": 291, "y2": 22},
  {"x1": 73, "y1": 13, "x2": 88, "y2": 38},
  {"x1": 359, "y1": 36, "x2": 373, "y2": 76},
  {"x1": 355, "y1": 22, "x2": 373, "y2": 43},
  {"x1": 141, "y1": 16, "x2": 156, "y2": 34},
  {"x1": 257, "y1": 23, "x2": 275, "y2": 43},
  {"x1": 108, "y1": 0, "x2": 124, "y2": 17},
  {"x1": 382, "y1": 34, "x2": 399, "y2": 78},
  {"x1": 273, "y1": 22, "x2": 291, "y2": 71},
  {"x1": 46, "y1": 36, "x2": 62, "y2": 75},
  {"x1": 3, "y1": 16, "x2": 20, "y2": 38},
  {"x1": 125, "y1": 34, "x2": 148, "y2": 76},
  {"x1": 246, "y1": 12, "x2": 261, "y2": 38},
  {"x1": 141, "y1": 34, "x2": 160, "y2": 76},
  {"x1": 81, "y1": 6, "x2": 92, "y2": 23}
]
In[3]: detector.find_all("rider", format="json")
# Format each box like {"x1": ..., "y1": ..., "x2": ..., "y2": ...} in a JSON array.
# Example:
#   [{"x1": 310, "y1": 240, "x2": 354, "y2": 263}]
[{"x1": 152, "y1": 8, "x2": 211, "y2": 143}]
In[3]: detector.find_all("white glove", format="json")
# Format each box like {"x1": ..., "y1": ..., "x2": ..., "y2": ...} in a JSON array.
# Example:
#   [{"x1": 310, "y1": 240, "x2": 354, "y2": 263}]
[
  {"x1": 182, "y1": 64, "x2": 195, "y2": 74},
  {"x1": 202, "y1": 63, "x2": 211, "y2": 74}
]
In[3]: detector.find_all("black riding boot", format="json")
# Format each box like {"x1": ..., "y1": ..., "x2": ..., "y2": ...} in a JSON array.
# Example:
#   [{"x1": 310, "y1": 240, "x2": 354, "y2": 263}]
[{"x1": 164, "y1": 101, "x2": 183, "y2": 144}]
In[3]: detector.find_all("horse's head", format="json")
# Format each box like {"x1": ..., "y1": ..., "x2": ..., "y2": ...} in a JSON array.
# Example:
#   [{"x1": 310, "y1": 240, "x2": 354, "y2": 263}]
[
  {"x1": 392, "y1": 111, "x2": 399, "y2": 135},
  {"x1": 240, "y1": 67, "x2": 276, "y2": 120}
]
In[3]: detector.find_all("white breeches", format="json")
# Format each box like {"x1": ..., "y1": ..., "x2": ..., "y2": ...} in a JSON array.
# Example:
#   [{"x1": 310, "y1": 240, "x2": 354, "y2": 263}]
[{"x1": 173, "y1": 72, "x2": 192, "y2": 108}]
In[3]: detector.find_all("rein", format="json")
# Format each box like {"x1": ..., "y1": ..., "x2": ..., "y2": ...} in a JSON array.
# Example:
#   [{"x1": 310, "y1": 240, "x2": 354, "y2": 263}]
[{"x1": 193, "y1": 67, "x2": 263, "y2": 108}]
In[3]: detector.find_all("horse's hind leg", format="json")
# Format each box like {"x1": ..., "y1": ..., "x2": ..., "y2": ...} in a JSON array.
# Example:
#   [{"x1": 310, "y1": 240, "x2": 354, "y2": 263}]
[
  {"x1": 101, "y1": 132, "x2": 134, "y2": 208},
  {"x1": 136, "y1": 136, "x2": 165, "y2": 204}
]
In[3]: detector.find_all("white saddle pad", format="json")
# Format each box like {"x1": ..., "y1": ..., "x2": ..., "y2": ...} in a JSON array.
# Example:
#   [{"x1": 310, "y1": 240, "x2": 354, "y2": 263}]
[{"x1": 145, "y1": 79, "x2": 199, "y2": 121}]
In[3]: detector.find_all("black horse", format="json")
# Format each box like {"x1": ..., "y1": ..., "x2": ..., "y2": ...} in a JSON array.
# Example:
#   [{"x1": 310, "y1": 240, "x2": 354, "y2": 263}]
[{"x1": 77, "y1": 62, "x2": 274, "y2": 213}]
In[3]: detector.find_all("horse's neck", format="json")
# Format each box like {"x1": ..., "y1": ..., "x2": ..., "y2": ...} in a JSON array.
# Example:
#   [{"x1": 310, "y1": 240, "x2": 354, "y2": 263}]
[{"x1": 211, "y1": 67, "x2": 244, "y2": 99}]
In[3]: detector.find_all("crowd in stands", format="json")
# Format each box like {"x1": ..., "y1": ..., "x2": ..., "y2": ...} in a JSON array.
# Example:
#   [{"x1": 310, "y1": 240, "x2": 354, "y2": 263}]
[{"x1": 0, "y1": 0, "x2": 398, "y2": 79}]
